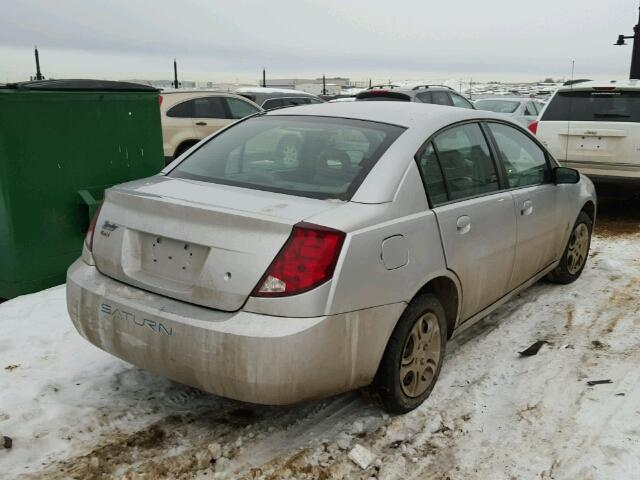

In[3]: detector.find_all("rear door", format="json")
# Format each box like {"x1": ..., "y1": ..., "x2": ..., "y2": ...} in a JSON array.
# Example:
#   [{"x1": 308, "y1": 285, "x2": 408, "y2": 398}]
[
  {"x1": 537, "y1": 89, "x2": 640, "y2": 173},
  {"x1": 417, "y1": 123, "x2": 517, "y2": 321},
  {"x1": 486, "y1": 122, "x2": 563, "y2": 289},
  {"x1": 191, "y1": 96, "x2": 231, "y2": 139}
]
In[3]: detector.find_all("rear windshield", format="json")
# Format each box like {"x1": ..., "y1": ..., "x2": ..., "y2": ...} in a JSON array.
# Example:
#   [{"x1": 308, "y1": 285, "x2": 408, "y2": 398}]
[
  {"x1": 542, "y1": 90, "x2": 640, "y2": 122},
  {"x1": 356, "y1": 91, "x2": 411, "y2": 102},
  {"x1": 169, "y1": 115, "x2": 405, "y2": 200},
  {"x1": 474, "y1": 99, "x2": 520, "y2": 114}
]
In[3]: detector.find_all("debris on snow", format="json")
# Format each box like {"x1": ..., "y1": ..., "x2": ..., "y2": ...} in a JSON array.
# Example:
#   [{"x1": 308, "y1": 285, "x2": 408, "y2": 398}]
[
  {"x1": 208, "y1": 442, "x2": 222, "y2": 460},
  {"x1": 518, "y1": 340, "x2": 549, "y2": 356},
  {"x1": 587, "y1": 379, "x2": 613, "y2": 386},
  {"x1": 2, "y1": 436, "x2": 12, "y2": 449},
  {"x1": 348, "y1": 444, "x2": 376, "y2": 469}
]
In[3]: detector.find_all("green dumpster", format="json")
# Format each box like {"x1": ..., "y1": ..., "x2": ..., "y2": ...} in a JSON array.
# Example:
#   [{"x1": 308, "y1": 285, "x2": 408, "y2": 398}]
[{"x1": 0, "y1": 79, "x2": 164, "y2": 299}]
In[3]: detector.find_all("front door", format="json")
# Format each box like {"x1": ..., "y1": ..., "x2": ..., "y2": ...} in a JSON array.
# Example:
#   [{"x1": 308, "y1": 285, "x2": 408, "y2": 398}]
[
  {"x1": 486, "y1": 122, "x2": 563, "y2": 289},
  {"x1": 191, "y1": 96, "x2": 231, "y2": 139},
  {"x1": 417, "y1": 123, "x2": 517, "y2": 321}
]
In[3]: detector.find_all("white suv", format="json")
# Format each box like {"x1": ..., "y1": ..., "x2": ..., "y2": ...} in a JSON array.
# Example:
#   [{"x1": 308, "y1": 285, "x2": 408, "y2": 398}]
[{"x1": 535, "y1": 80, "x2": 640, "y2": 187}]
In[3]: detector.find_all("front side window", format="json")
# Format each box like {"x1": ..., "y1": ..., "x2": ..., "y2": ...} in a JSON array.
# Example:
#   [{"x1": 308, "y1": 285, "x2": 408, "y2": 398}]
[
  {"x1": 488, "y1": 123, "x2": 550, "y2": 188},
  {"x1": 450, "y1": 93, "x2": 474, "y2": 109},
  {"x1": 432, "y1": 123, "x2": 499, "y2": 201},
  {"x1": 169, "y1": 116, "x2": 405, "y2": 200},
  {"x1": 226, "y1": 97, "x2": 260, "y2": 119},
  {"x1": 283, "y1": 97, "x2": 311, "y2": 106}
]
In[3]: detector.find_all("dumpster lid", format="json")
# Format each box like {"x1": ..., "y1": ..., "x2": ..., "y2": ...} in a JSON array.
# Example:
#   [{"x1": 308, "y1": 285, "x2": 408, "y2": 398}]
[{"x1": 1, "y1": 79, "x2": 158, "y2": 92}]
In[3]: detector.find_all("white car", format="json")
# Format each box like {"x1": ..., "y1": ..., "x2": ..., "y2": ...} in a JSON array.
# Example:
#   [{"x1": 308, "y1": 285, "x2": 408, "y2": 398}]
[{"x1": 534, "y1": 80, "x2": 640, "y2": 187}]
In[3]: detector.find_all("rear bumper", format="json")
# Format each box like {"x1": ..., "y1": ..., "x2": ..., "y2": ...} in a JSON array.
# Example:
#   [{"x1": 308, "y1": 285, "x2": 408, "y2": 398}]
[
  {"x1": 560, "y1": 160, "x2": 640, "y2": 181},
  {"x1": 66, "y1": 259, "x2": 404, "y2": 405}
]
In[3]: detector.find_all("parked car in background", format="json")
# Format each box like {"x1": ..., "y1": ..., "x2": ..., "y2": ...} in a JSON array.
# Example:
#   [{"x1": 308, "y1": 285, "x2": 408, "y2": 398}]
[
  {"x1": 67, "y1": 102, "x2": 595, "y2": 414},
  {"x1": 236, "y1": 87, "x2": 325, "y2": 110},
  {"x1": 474, "y1": 97, "x2": 544, "y2": 127},
  {"x1": 160, "y1": 90, "x2": 261, "y2": 164},
  {"x1": 535, "y1": 80, "x2": 640, "y2": 189},
  {"x1": 355, "y1": 84, "x2": 475, "y2": 109}
]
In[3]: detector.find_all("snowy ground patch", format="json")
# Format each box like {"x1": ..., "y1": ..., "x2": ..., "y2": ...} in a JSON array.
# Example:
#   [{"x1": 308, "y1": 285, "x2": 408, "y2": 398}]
[{"x1": 1, "y1": 229, "x2": 639, "y2": 479}]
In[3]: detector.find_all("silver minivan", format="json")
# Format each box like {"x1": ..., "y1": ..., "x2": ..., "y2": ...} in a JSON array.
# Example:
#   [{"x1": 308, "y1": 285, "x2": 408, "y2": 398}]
[{"x1": 67, "y1": 102, "x2": 596, "y2": 413}]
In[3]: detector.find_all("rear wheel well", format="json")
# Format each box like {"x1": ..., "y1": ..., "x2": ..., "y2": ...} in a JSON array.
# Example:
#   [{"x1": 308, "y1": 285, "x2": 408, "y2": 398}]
[
  {"x1": 415, "y1": 277, "x2": 459, "y2": 339},
  {"x1": 581, "y1": 201, "x2": 595, "y2": 224}
]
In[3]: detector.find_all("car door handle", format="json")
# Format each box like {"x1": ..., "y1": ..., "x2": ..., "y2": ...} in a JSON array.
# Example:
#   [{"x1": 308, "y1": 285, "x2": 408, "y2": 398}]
[
  {"x1": 195, "y1": 121, "x2": 207, "y2": 126},
  {"x1": 521, "y1": 200, "x2": 533, "y2": 216},
  {"x1": 456, "y1": 215, "x2": 471, "y2": 234}
]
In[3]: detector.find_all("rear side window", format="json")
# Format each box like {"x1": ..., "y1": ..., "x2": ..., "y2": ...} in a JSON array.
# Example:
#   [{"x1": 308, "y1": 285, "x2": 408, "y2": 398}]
[
  {"x1": 282, "y1": 97, "x2": 311, "y2": 106},
  {"x1": 488, "y1": 123, "x2": 550, "y2": 187},
  {"x1": 431, "y1": 123, "x2": 499, "y2": 201},
  {"x1": 193, "y1": 97, "x2": 227, "y2": 118},
  {"x1": 262, "y1": 98, "x2": 283, "y2": 110},
  {"x1": 167, "y1": 100, "x2": 194, "y2": 118},
  {"x1": 474, "y1": 99, "x2": 520, "y2": 114},
  {"x1": 416, "y1": 92, "x2": 432, "y2": 103},
  {"x1": 225, "y1": 97, "x2": 260, "y2": 119},
  {"x1": 431, "y1": 91, "x2": 452, "y2": 106},
  {"x1": 169, "y1": 116, "x2": 405, "y2": 200},
  {"x1": 450, "y1": 93, "x2": 474, "y2": 109},
  {"x1": 542, "y1": 90, "x2": 640, "y2": 122},
  {"x1": 523, "y1": 102, "x2": 537, "y2": 116},
  {"x1": 416, "y1": 143, "x2": 448, "y2": 205}
]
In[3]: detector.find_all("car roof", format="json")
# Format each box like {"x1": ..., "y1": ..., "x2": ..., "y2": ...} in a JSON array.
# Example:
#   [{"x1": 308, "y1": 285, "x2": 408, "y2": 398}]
[
  {"x1": 236, "y1": 87, "x2": 317, "y2": 96},
  {"x1": 265, "y1": 100, "x2": 501, "y2": 129},
  {"x1": 557, "y1": 79, "x2": 640, "y2": 92},
  {"x1": 475, "y1": 97, "x2": 531, "y2": 102}
]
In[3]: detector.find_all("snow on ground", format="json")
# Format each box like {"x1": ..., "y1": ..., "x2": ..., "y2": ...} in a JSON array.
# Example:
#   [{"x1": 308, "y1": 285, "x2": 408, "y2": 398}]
[{"x1": 1, "y1": 204, "x2": 639, "y2": 479}]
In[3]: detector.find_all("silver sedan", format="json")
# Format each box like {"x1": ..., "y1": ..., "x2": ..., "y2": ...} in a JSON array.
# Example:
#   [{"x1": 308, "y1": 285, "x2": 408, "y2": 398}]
[
  {"x1": 67, "y1": 102, "x2": 596, "y2": 413},
  {"x1": 474, "y1": 97, "x2": 545, "y2": 127}
]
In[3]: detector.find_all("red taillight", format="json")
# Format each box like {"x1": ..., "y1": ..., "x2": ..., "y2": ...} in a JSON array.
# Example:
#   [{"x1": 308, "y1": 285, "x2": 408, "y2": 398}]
[
  {"x1": 158, "y1": 95, "x2": 163, "y2": 106},
  {"x1": 85, "y1": 203, "x2": 103, "y2": 252},
  {"x1": 528, "y1": 120, "x2": 538, "y2": 134},
  {"x1": 251, "y1": 222, "x2": 346, "y2": 297}
]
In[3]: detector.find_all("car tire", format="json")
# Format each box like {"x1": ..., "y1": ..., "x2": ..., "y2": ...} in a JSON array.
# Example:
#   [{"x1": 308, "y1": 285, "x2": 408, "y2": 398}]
[
  {"x1": 371, "y1": 293, "x2": 447, "y2": 414},
  {"x1": 276, "y1": 135, "x2": 302, "y2": 167},
  {"x1": 547, "y1": 211, "x2": 592, "y2": 285}
]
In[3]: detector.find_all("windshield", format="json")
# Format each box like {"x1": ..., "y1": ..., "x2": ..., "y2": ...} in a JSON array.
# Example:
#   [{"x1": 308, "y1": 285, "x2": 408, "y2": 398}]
[
  {"x1": 541, "y1": 90, "x2": 640, "y2": 122},
  {"x1": 169, "y1": 115, "x2": 405, "y2": 200},
  {"x1": 474, "y1": 100, "x2": 520, "y2": 114}
]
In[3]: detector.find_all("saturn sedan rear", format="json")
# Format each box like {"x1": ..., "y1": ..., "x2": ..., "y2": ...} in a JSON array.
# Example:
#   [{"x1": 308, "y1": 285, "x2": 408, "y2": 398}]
[{"x1": 67, "y1": 102, "x2": 595, "y2": 413}]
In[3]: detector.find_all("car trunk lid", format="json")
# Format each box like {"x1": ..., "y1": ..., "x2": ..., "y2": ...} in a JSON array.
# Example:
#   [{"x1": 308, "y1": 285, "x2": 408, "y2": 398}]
[{"x1": 92, "y1": 176, "x2": 342, "y2": 311}]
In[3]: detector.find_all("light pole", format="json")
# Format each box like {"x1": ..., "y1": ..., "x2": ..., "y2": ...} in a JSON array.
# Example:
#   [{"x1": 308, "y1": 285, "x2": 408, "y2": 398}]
[
  {"x1": 34, "y1": 46, "x2": 44, "y2": 80},
  {"x1": 614, "y1": 4, "x2": 640, "y2": 79},
  {"x1": 173, "y1": 59, "x2": 179, "y2": 89}
]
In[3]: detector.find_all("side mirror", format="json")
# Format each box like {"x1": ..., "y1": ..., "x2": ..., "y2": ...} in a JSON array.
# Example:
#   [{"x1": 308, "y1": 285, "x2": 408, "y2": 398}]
[{"x1": 554, "y1": 166, "x2": 580, "y2": 184}]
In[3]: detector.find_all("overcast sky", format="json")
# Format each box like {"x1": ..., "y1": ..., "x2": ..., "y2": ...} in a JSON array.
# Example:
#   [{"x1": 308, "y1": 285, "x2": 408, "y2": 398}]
[{"x1": 0, "y1": 0, "x2": 637, "y2": 84}]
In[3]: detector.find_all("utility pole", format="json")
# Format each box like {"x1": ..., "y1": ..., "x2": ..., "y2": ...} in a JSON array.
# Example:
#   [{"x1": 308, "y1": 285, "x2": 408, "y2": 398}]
[
  {"x1": 34, "y1": 46, "x2": 44, "y2": 80},
  {"x1": 614, "y1": 3, "x2": 640, "y2": 79},
  {"x1": 368, "y1": 78, "x2": 372, "y2": 88},
  {"x1": 322, "y1": 74, "x2": 326, "y2": 95},
  {"x1": 262, "y1": 68, "x2": 266, "y2": 87},
  {"x1": 173, "y1": 59, "x2": 179, "y2": 89}
]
